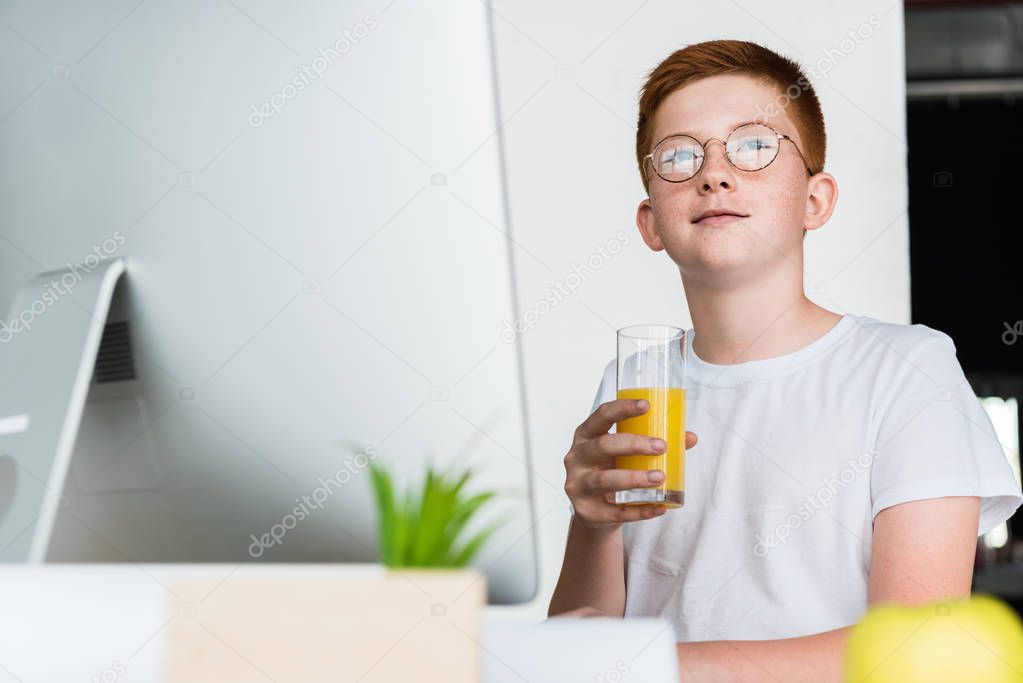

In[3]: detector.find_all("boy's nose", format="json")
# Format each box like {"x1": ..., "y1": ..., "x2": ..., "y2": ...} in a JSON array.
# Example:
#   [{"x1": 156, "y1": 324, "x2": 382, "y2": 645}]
[{"x1": 697, "y1": 140, "x2": 735, "y2": 191}]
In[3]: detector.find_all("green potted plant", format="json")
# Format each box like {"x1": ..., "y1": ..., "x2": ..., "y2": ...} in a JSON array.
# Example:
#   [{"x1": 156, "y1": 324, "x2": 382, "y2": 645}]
[{"x1": 368, "y1": 459, "x2": 509, "y2": 568}]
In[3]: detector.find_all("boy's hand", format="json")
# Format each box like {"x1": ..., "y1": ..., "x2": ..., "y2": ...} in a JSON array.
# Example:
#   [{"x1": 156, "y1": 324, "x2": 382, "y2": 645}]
[
  {"x1": 563, "y1": 398, "x2": 697, "y2": 532},
  {"x1": 547, "y1": 605, "x2": 608, "y2": 619}
]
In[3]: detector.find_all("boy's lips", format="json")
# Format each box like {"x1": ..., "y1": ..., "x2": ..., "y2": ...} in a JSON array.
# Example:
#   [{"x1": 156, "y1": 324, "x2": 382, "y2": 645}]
[{"x1": 692, "y1": 208, "x2": 748, "y2": 225}]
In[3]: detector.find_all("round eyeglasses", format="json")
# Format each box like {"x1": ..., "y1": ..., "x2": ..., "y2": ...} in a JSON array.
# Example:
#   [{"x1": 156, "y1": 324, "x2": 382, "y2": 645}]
[{"x1": 644, "y1": 122, "x2": 813, "y2": 183}]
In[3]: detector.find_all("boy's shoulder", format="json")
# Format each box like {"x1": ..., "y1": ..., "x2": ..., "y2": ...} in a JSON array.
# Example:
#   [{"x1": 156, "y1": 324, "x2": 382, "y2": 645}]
[{"x1": 843, "y1": 313, "x2": 956, "y2": 359}]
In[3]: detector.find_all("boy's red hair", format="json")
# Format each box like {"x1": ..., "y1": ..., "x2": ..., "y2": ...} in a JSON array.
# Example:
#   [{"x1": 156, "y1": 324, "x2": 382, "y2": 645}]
[{"x1": 636, "y1": 40, "x2": 826, "y2": 196}]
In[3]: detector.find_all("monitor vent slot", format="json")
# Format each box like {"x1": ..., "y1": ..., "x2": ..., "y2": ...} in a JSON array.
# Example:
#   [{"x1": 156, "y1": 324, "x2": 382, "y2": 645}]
[{"x1": 93, "y1": 320, "x2": 136, "y2": 383}]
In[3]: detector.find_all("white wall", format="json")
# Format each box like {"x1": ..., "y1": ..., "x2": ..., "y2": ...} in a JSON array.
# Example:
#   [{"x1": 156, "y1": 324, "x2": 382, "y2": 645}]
[{"x1": 488, "y1": 0, "x2": 909, "y2": 621}]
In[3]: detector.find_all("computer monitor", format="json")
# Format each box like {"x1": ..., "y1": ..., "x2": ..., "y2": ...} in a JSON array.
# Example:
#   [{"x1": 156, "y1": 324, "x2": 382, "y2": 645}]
[{"x1": 0, "y1": 2, "x2": 538, "y2": 604}]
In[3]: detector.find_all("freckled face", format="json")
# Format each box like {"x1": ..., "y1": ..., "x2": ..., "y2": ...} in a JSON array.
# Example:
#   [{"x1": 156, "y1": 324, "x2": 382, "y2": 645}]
[{"x1": 641, "y1": 74, "x2": 811, "y2": 281}]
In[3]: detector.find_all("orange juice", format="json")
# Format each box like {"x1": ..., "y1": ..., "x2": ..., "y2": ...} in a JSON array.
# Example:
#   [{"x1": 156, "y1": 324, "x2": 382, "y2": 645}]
[{"x1": 615, "y1": 386, "x2": 685, "y2": 507}]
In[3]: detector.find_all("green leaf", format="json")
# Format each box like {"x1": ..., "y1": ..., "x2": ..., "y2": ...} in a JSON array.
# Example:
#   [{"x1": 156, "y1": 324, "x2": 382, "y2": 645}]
[
  {"x1": 444, "y1": 491, "x2": 496, "y2": 550},
  {"x1": 448, "y1": 468, "x2": 472, "y2": 500},
  {"x1": 449, "y1": 515, "x2": 511, "y2": 567},
  {"x1": 410, "y1": 470, "x2": 437, "y2": 564},
  {"x1": 413, "y1": 466, "x2": 460, "y2": 565},
  {"x1": 394, "y1": 486, "x2": 413, "y2": 566},
  {"x1": 368, "y1": 462, "x2": 396, "y2": 565},
  {"x1": 436, "y1": 469, "x2": 480, "y2": 562}
]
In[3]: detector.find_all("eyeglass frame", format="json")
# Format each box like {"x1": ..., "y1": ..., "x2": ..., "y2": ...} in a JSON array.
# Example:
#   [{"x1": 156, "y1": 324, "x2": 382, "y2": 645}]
[{"x1": 643, "y1": 121, "x2": 814, "y2": 184}]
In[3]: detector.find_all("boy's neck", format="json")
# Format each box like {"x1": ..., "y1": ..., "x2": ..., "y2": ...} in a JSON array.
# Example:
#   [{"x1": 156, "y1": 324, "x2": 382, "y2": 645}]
[{"x1": 685, "y1": 272, "x2": 842, "y2": 365}]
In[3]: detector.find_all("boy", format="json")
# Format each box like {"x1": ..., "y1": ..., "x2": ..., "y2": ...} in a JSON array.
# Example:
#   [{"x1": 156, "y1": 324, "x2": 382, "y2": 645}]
[{"x1": 548, "y1": 40, "x2": 1022, "y2": 681}]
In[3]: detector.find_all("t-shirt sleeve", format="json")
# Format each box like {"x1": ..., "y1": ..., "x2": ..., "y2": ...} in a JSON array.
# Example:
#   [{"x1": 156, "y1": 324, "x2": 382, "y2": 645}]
[{"x1": 870, "y1": 332, "x2": 1022, "y2": 535}]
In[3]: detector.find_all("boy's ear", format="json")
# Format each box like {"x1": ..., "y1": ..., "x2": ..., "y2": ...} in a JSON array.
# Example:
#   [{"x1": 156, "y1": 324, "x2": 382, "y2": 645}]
[
  {"x1": 636, "y1": 197, "x2": 665, "y2": 251},
  {"x1": 804, "y1": 171, "x2": 839, "y2": 232}
]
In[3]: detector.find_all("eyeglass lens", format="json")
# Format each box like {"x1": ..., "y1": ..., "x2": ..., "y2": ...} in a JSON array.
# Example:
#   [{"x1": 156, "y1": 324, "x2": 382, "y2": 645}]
[{"x1": 652, "y1": 124, "x2": 781, "y2": 181}]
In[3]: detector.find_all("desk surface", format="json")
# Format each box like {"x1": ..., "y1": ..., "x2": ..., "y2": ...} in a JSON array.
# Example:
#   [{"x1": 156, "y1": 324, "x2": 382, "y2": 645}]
[{"x1": 0, "y1": 564, "x2": 679, "y2": 682}]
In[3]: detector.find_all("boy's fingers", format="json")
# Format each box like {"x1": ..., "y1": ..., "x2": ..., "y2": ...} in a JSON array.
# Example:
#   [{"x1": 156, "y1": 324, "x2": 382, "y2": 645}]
[
  {"x1": 583, "y1": 468, "x2": 665, "y2": 495},
  {"x1": 574, "y1": 432, "x2": 666, "y2": 466},
  {"x1": 550, "y1": 605, "x2": 606, "y2": 619},
  {"x1": 574, "y1": 398, "x2": 650, "y2": 444},
  {"x1": 576, "y1": 402, "x2": 697, "y2": 446},
  {"x1": 612, "y1": 503, "x2": 668, "y2": 523},
  {"x1": 575, "y1": 500, "x2": 667, "y2": 525}
]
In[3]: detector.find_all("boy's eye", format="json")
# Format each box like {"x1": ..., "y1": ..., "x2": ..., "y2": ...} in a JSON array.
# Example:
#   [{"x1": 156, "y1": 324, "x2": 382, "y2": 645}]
[
  {"x1": 656, "y1": 145, "x2": 700, "y2": 173},
  {"x1": 728, "y1": 135, "x2": 780, "y2": 169},
  {"x1": 672, "y1": 148, "x2": 697, "y2": 161},
  {"x1": 669, "y1": 144, "x2": 702, "y2": 161},
  {"x1": 736, "y1": 137, "x2": 773, "y2": 152}
]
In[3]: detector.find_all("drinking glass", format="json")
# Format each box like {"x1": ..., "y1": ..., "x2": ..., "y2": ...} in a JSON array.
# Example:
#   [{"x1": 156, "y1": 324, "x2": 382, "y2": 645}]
[{"x1": 615, "y1": 325, "x2": 687, "y2": 507}]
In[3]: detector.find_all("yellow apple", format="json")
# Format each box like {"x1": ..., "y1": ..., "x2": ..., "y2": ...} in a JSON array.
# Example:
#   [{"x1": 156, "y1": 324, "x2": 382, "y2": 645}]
[{"x1": 844, "y1": 594, "x2": 1023, "y2": 682}]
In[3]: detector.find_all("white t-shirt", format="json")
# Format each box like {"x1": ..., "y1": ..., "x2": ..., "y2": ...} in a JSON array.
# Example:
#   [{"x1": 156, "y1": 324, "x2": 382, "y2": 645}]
[{"x1": 588, "y1": 313, "x2": 1022, "y2": 642}]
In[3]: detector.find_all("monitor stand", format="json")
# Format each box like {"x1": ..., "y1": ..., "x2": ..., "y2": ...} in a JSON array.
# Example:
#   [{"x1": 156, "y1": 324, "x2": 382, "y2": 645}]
[{"x1": 0, "y1": 257, "x2": 125, "y2": 561}]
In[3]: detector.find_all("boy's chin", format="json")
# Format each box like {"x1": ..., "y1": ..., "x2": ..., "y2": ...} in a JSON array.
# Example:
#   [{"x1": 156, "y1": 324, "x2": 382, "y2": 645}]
[{"x1": 666, "y1": 244, "x2": 768, "y2": 281}]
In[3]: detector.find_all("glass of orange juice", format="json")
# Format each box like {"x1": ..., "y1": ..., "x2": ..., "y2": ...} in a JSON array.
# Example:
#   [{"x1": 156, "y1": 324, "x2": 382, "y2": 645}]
[{"x1": 615, "y1": 324, "x2": 687, "y2": 507}]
